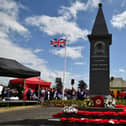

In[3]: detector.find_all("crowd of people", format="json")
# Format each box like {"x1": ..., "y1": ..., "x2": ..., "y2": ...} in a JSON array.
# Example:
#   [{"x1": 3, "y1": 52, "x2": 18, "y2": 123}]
[
  {"x1": 25, "y1": 87, "x2": 89, "y2": 101},
  {"x1": 0, "y1": 85, "x2": 89, "y2": 101},
  {"x1": 0, "y1": 87, "x2": 23, "y2": 100},
  {"x1": 1, "y1": 85, "x2": 126, "y2": 101}
]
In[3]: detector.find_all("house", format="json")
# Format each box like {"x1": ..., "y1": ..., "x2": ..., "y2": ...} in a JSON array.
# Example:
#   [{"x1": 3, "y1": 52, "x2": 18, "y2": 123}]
[{"x1": 110, "y1": 77, "x2": 126, "y2": 97}]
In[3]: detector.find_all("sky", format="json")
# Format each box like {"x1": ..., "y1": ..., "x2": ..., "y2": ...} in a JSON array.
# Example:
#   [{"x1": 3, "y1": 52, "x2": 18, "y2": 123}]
[{"x1": 0, "y1": 0, "x2": 126, "y2": 89}]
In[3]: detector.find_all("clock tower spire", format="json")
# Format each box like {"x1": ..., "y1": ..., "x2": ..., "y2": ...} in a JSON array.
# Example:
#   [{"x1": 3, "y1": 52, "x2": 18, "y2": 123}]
[{"x1": 88, "y1": 3, "x2": 112, "y2": 96}]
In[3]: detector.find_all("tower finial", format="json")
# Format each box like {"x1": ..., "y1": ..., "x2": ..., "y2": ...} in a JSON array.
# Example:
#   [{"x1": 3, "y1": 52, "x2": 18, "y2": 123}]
[{"x1": 99, "y1": 3, "x2": 102, "y2": 8}]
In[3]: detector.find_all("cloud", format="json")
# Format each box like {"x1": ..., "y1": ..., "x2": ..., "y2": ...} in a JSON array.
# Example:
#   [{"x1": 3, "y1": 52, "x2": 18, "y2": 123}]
[
  {"x1": 0, "y1": 31, "x2": 8, "y2": 38},
  {"x1": 59, "y1": 1, "x2": 87, "y2": 19},
  {"x1": 111, "y1": 11, "x2": 126, "y2": 29},
  {"x1": 59, "y1": 0, "x2": 101, "y2": 19},
  {"x1": 0, "y1": 0, "x2": 28, "y2": 35},
  {"x1": 25, "y1": 0, "x2": 106, "y2": 43},
  {"x1": 25, "y1": 0, "x2": 103, "y2": 43},
  {"x1": 0, "y1": 36, "x2": 45, "y2": 66},
  {"x1": 51, "y1": 46, "x2": 83, "y2": 59},
  {"x1": 26, "y1": 15, "x2": 89, "y2": 42},
  {"x1": 119, "y1": 68, "x2": 126, "y2": 73},
  {"x1": 86, "y1": 0, "x2": 101, "y2": 8},
  {"x1": 74, "y1": 62, "x2": 85, "y2": 65},
  {"x1": 0, "y1": 0, "x2": 37, "y2": 66},
  {"x1": 33, "y1": 48, "x2": 43, "y2": 53},
  {"x1": 0, "y1": 0, "x2": 19, "y2": 17},
  {"x1": 0, "y1": 12, "x2": 28, "y2": 34},
  {"x1": 0, "y1": 0, "x2": 48, "y2": 85}
]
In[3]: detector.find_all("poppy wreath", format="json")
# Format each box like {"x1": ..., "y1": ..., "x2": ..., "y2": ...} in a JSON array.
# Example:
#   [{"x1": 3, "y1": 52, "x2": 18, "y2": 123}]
[{"x1": 93, "y1": 96, "x2": 104, "y2": 107}]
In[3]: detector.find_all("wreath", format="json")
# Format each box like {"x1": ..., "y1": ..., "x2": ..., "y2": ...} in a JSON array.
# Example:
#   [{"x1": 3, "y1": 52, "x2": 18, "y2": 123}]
[{"x1": 93, "y1": 96, "x2": 104, "y2": 107}]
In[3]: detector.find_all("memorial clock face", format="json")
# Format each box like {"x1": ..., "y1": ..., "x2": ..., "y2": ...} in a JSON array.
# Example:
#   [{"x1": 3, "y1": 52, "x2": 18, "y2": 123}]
[{"x1": 93, "y1": 41, "x2": 105, "y2": 55}]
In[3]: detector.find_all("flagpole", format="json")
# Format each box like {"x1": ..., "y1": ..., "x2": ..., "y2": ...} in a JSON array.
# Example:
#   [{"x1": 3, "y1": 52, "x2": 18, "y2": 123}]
[
  {"x1": 62, "y1": 42, "x2": 67, "y2": 99},
  {"x1": 50, "y1": 38, "x2": 67, "y2": 99}
]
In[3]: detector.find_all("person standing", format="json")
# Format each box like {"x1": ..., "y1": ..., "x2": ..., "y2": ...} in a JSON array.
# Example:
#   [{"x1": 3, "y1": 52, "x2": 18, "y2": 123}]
[{"x1": 26, "y1": 88, "x2": 32, "y2": 100}]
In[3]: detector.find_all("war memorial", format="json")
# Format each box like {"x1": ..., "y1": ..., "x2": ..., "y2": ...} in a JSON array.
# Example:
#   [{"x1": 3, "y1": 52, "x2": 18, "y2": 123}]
[
  {"x1": 51, "y1": 3, "x2": 126, "y2": 125},
  {"x1": 88, "y1": 3, "x2": 111, "y2": 97}
]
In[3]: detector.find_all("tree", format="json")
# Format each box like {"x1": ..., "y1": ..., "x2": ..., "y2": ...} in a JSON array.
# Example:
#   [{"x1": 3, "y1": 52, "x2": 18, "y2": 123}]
[{"x1": 78, "y1": 80, "x2": 87, "y2": 90}]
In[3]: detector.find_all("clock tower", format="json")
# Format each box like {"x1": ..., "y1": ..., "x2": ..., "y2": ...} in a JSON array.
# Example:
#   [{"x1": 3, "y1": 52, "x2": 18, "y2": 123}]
[{"x1": 88, "y1": 3, "x2": 112, "y2": 96}]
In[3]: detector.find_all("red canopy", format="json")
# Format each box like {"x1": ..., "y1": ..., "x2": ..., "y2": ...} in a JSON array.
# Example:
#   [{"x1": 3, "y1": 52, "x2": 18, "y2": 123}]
[
  {"x1": 10, "y1": 77, "x2": 51, "y2": 87},
  {"x1": 10, "y1": 77, "x2": 51, "y2": 100}
]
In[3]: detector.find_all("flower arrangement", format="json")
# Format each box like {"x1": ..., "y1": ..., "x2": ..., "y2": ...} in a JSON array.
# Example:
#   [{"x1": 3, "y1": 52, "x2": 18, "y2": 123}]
[
  {"x1": 83, "y1": 96, "x2": 94, "y2": 107},
  {"x1": 63, "y1": 105, "x2": 78, "y2": 113},
  {"x1": 104, "y1": 95, "x2": 116, "y2": 108}
]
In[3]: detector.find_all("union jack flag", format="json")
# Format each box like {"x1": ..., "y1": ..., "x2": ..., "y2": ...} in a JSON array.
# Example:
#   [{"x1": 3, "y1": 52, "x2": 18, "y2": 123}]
[{"x1": 50, "y1": 38, "x2": 66, "y2": 47}]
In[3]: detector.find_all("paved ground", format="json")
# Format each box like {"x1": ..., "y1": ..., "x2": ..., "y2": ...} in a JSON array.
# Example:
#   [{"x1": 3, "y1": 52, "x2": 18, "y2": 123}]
[
  {"x1": 0, "y1": 105, "x2": 63, "y2": 126},
  {"x1": 0, "y1": 106, "x2": 124, "y2": 126}
]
